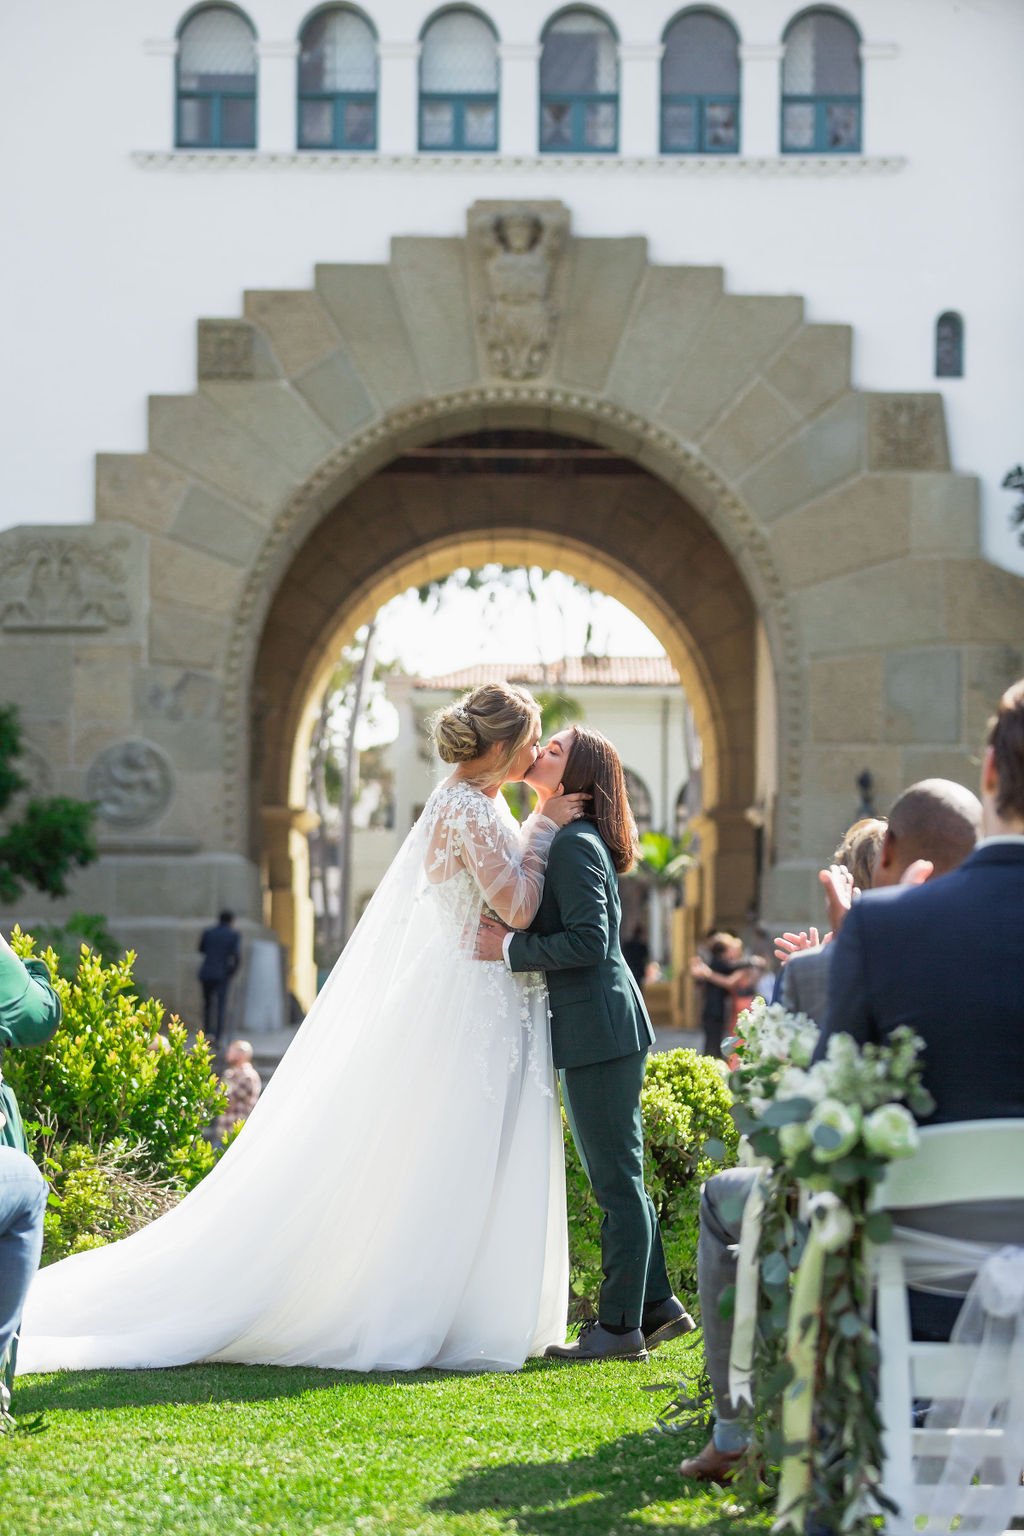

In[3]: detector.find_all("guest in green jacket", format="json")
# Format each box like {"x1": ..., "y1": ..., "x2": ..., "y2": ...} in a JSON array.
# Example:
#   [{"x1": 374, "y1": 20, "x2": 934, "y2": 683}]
[
  {"x1": 477, "y1": 726, "x2": 695, "y2": 1363},
  {"x1": 0, "y1": 932, "x2": 62, "y2": 1155}
]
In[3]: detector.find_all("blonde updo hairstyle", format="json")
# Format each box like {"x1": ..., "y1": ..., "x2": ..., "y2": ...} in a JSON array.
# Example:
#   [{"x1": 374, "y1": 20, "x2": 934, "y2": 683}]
[{"x1": 432, "y1": 683, "x2": 541, "y2": 787}]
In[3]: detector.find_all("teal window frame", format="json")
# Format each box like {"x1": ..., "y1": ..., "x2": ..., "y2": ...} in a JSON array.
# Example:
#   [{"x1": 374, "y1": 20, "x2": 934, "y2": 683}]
[
  {"x1": 297, "y1": 89, "x2": 377, "y2": 149},
  {"x1": 418, "y1": 90, "x2": 499, "y2": 151},
  {"x1": 176, "y1": 84, "x2": 257, "y2": 148},
  {"x1": 539, "y1": 92, "x2": 618, "y2": 154},
  {"x1": 781, "y1": 92, "x2": 861, "y2": 154},
  {"x1": 660, "y1": 92, "x2": 739, "y2": 154}
]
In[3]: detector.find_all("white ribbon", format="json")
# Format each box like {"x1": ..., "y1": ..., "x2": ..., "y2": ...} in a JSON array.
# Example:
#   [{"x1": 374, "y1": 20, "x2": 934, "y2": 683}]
[
  {"x1": 728, "y1": 1169, "x2": 767, "y2": 1409},
  {"x1": 891, "y1": 1234, "x2": 1024, "y2": 1536}
]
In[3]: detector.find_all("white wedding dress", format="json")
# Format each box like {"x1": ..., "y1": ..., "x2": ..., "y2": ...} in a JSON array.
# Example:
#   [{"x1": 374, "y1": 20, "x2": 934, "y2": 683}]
[{"x1": 17, "y1": 779, "x2": 569, "y2": 1375}]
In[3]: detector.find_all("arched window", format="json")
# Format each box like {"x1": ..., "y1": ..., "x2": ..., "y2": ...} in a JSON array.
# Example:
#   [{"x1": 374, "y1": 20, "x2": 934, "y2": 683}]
[
  {"x1": 781, "y1": 8, "x2": 861, "y2": 154},
  {"x1": 298, "y1": 7, "x2": 377, "y2": 149},
  {"x1": 935, "y1": 312, "x2": 964, "y2": 378},
  {"x1": 540, "y1": 9, "x2": 618, "y2": 153},
  {"x1": 419, "y1": 9, "x2": 499, "y2": 152},
  {"x1": 675, "y1": 783, "x2": 690, "y2": 837},
  {"x1": 177, "y1": 5, "x2": 257, "y2": 149},
  {"x1": 623, "y1": 769, "x2": 653, "y2": 834},
  {"x1": 661, "y1": 9, "x2": 740, "y2": 155}
]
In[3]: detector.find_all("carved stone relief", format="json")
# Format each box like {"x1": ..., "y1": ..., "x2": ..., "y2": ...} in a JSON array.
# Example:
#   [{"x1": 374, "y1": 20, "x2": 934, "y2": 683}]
[
  {"x1": 867, "y1": 395, "x2": 949, "y2": 472},
  {"x1": 467, "y1": 201, "x2": 570, "y2": 380},
  {"x1": 86, "y1": 740, "x2": 174, "y2": 827},
  {"x1": 0, "y1": 534, "x2": 132, "y2": 632}
]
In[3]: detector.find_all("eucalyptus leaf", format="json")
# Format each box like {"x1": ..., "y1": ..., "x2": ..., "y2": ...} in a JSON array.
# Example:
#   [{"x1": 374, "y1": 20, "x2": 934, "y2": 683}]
[
  {"x1": 863, "y1": 1210, "x2": 893, "y2": 1244},
  {"x1": 761, "y1": 1097, "x2": 814, "y2": 1128}
]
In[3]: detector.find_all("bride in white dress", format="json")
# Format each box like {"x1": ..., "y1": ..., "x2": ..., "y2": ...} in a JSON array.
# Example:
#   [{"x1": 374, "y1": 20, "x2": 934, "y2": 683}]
[{"x1": 18, "y1": 683, "x2": 585, "y2": 1376}]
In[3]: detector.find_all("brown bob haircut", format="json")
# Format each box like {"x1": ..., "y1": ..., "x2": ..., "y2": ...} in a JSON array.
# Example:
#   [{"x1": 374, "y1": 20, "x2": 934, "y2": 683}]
[
  {"x1": 558, "y1": 726, "x2": 639, "y2": 875},
  {"x1": 987, "y1": 678, "x2": 1024, "y2": 822}
]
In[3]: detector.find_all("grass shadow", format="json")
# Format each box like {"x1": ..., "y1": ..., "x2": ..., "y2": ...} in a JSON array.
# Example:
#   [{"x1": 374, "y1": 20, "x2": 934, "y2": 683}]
[
  {"x1": 13, "y1": 1361, "x2": 464, "y2": 1416},
  {"x1": 431, "y1": 1428, "x2": 771, "y2": 1536}
]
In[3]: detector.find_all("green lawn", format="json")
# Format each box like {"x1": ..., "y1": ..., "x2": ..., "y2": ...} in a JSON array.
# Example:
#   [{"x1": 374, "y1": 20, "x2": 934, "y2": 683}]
[{"x1": 3, "y1": 1338, "x2": 769, "y2": 1535}]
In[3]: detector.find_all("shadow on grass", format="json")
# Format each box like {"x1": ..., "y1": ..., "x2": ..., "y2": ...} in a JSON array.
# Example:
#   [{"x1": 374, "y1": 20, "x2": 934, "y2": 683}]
[
  {"x1": 13, "y1": 1362, "x2": 461, "y2": 1417},
  {"x1": 431, "y1": 1428, "x2": 771, "y2": 1536}
]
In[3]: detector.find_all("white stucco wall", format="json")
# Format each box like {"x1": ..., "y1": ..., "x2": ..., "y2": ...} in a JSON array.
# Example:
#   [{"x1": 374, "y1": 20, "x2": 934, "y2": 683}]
[{"x1": 2, "y1": 0, "x2": 1022, "y2": 573}]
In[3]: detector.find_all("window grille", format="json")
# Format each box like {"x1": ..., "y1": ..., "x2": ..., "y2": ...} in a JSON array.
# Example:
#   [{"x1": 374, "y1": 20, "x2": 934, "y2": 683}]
[
  {"x1": 661, "y1": 9, "x2": 740, "y2": 154},
  {"x1": 781, "y1": 9, "x2": 861, "y2": 154},
  {"x1": 298, "y1": 8, "x2": 377, "y2": 149},
  {"x1": 935, "y1": 312, "x2": 964, "y2": 378},
  {"x1": 177, "y1": 6, "x2": 257, "y2": 149},
  {"x1": 540, "y1": 9, "x2": 618, "y2": 153},
  {"x1": 419, "y1": 10, "x2": 499, "y2": 151}
]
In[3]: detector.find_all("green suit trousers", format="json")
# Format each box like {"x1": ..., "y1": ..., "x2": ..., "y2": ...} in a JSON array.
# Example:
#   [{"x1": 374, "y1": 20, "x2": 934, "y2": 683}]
[{"x1": 560, "y1": 1047, "x2": 672, "y2": 1329}]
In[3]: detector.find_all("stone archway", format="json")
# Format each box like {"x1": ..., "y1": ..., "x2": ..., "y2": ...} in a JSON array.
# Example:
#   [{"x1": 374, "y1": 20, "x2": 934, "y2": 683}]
[{"x1": 1, "y1": 199, "x2": 1021, "y2": 1019}]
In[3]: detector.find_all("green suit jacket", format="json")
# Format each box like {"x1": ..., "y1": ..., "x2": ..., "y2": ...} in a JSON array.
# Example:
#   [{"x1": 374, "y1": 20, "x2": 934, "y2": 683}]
[
  {"x1": 0, "y1": 948, "x2": 63, "y2": 1154},
  {"x1": 507, "y1": 821, "x2": 654, "y2": 1071}
]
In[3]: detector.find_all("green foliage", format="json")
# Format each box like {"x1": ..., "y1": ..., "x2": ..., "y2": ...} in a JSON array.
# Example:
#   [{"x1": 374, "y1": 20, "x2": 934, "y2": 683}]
[
  {"x1": 1005, "y1": 463, "x2": 1024, "y2": 546},
  {"x1": 0, "y1": 704, "x2": 97, "y2": 902},
  {"x1": 632, "y1": 831, "x2": 695, "y2": 889},
  {"x1": 564, "y1": 1048, "x2": 738, "y2": 1314},
  {"x1": 5, "y1": 929, "x2": 226, "y2": 1193},
  {"x1": 27, "y1": 1133, "x2": 182, "y2": 1265},
  {"x1": 26, "y1": 911, "x2": 123, "y2": 976}
]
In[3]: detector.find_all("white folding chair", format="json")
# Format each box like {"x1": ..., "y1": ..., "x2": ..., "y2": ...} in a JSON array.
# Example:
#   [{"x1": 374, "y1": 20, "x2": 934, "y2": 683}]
[{"x1": 874, "y1": 1120, "x2": 1024, "y2": 1534}]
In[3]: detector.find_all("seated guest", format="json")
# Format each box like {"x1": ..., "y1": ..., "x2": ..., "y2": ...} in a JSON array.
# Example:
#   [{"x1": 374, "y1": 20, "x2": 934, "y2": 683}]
[
  {"x1": 680, "y1": 777, "x2": 983, "y2": 1482},
  {"x1": 0, "y1": 1148, "x2": 48, "y2": 1426}
]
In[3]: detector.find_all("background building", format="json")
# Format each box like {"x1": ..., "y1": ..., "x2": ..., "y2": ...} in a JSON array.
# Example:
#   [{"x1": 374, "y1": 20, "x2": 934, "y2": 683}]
[{"x1": 1, "y1": 0, "x2": 1022, "y2": 1027}]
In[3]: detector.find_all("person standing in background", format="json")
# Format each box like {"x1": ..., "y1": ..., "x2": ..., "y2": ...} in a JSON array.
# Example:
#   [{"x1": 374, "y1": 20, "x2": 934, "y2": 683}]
[{"x1": 197, "y1": 911, "x2": 241, "y2": 1049}]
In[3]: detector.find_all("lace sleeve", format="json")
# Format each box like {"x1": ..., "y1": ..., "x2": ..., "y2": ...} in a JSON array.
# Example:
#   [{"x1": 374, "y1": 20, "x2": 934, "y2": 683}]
[{"x1": 425, "y1": 783, "x2": 557, "y2": 929}]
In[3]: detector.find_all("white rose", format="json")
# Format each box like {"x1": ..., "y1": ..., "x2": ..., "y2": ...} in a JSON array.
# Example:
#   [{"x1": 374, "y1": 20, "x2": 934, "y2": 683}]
[
  {"x1": 808, "y1": 1098, "x2": 861, "y2": 1163},
  {"x1": 777, "y1": 1066, "x2": 828, "y2": 1105},
  {"x1": 808, "y1": 1191, "x2": 855, "y2": 1253},
  {"x1": 862, "y1": 1103, "x2": 919, "y2": 1160},
  {"x1": 778, "y1": 1119, "x2": 812, "y2": 1158}
]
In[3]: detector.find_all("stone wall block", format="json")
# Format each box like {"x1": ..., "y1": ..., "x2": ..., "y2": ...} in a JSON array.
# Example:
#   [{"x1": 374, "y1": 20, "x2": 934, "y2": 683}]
[
  {"x1": 242, "y1": 290, "x2": 342, "y2": 376},
  {"x1": 883, "y1": 648, "x2": 961, "y2": 743},
  {"x1": 771, "y1": 474, "x2": 912, "y2": 588},
  {"x1": 943, "y1": 560, "x2": 1024, "y2": 644},
  {"x1": 292, "y1": 350, "x2": 378, "y2": 442},
  {"x1": 170, "y1": 484, "x2": 267, "y2": 568},
  {"x1": 149, "y1": 538, "x2": 246, "y2": 617},
  {"x1": 115, "y1": 859, "x2": 215, "y2": 920},
  {"x1": 965, "y1": 645, "x2": 1024, "y2": 746},
  {"x1": 700, "y1": 382, "x2": 798, "y2": 483},
  {"x1": 657, "y1": 295, "x2": 804, "y2": 440},
  {"x1": 605, "y1": 265, "x2": 724, "y2": 420},
  {"x1": 762, "y1": 324, "x2": 852, "y2": 421},
  {"x1": 148, "y1": 395, "x2": 297, "y2": 515},
  {"x1": 314, "y1": 264, "x2": 424, "y2": 412},
  {"x1": 909, "y1": 475, "x2": 982, "y2": 557},
  {"x1": 810, "y1": 654, "x2": 885, "y2": 743},
  {"x1": 73, "y1": 644, "x2": 142, "y2": 727},
  {"x1": 196, "y1": 320, "x2": 281, "y2": 383},
  {"x1": 799, "y1": 559, "x2": 949, "y2": 655},
  {"x1": 200, "y1": 382, "x2": 339, "y2": 483},
  {"x1": 800, "y1": 746, "x2": 905, "y2": 854},
  {"x1": 555, "y1": 238, "x2": 649, "y2": 393},
  {"x1": 866, "y1": 394, "x2": 950, "y2": 472},
  {"x1": 1, "y1": 639, "x2": 73, "y2": 719},
  {"x1": 96, "y1": 453, "x2": 188, "y2": 533},
  {"x1": 739, "y1": 392, "x2": 864, "y2": 522},
  {"x1": 149, "y1": 602, "x2": 230, "y2": 670},
  {"x1": 391, "y1": 237, "x2": 479, "y2": 396},
  {"x1": 900, "y1": 747, "x2": 980, "y2": 793}
]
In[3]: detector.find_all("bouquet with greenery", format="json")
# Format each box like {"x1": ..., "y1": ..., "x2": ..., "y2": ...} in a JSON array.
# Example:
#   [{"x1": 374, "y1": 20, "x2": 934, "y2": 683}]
[{"x1": 724, "y1": 998, "x2": 933, "y2": 1534}]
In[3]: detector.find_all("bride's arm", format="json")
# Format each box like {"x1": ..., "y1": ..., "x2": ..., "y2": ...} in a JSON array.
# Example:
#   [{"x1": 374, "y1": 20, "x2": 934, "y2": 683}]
[{"x1": 426, "y1": 790, "x2": 557, "y2": 929}]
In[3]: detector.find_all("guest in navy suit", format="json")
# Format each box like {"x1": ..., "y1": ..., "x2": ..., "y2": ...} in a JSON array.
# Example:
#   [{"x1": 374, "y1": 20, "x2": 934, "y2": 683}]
[
  {"x1": 198, "y1": 911, "x2": 241, "y2": 1048},
  {"x1": 822, "y1": 679, "x2": 1024, "y2": 1338}
]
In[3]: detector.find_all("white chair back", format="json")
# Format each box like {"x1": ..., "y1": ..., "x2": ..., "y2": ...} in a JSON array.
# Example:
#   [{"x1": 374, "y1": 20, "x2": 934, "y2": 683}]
[{"x1": 873, "y1": 1120, "x2": 1024, "y2": 1536}]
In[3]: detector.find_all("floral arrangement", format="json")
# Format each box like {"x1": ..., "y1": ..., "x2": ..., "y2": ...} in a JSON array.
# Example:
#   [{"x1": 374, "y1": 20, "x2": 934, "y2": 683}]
[{"x1": 722, "y1": 999, "x2": 934, "y2": 1534}]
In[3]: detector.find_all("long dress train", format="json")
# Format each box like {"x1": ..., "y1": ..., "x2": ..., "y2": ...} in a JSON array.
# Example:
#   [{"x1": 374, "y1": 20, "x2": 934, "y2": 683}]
[{"x1": 17, "y1": 779, "x2": 569, "y2": 1374}]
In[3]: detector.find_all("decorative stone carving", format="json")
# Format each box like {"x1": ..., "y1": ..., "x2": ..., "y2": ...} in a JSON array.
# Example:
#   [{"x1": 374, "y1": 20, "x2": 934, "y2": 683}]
[
  {"x1": 0, "y1": 534, "x2": 132, "y2": 632},
  {"x1": 867, "y1": 394, "x2": 949, "y2": 471},
  {"x1": 468, "y1": 201, "x2": 570, "y2": 380},
  {"x1": 86, "y1": 740, "x2": 174, "y2": 827},
  {"x1": 197, "y1": 320, "x2": 257, "y2": 380}
]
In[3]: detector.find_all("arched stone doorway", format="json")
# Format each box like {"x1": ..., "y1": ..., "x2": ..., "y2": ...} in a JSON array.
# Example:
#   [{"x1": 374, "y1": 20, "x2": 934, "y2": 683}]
[
  {"x1": 1, "y1": 199, "x2": 1021, "y2": 1019},
  {"x1": 250, "y1": 426, "x2": 765, "y2": 1005}
]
